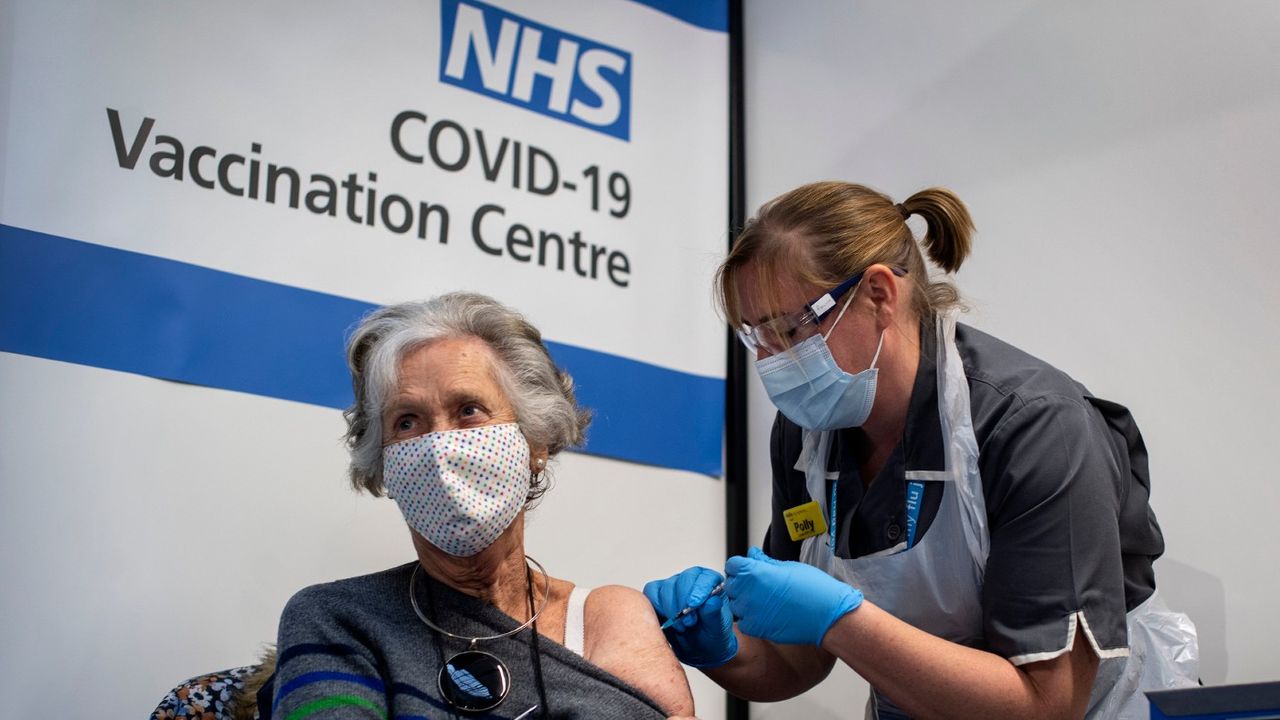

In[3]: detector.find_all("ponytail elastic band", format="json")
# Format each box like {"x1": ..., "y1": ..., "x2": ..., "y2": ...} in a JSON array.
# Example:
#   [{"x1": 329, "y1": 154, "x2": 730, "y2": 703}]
[{"x1": 895, "y1": 203, "x2": 910, "y2": 220}]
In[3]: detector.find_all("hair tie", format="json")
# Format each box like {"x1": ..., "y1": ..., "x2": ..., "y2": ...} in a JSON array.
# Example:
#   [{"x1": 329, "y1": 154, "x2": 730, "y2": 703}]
[{"x1": 895, "y1": 203, "x2": 910, "y2": 220}]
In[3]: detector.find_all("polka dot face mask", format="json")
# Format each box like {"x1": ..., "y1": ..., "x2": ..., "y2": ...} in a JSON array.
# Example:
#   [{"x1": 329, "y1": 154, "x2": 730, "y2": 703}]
[{"x1": 383, "y1": 423, "x2": 532, "y2": 557}]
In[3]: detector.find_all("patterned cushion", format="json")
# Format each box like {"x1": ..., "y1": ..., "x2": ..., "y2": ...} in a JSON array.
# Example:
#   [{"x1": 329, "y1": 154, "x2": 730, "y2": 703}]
[{"x1": 150, "y1": 666, "x2": 258, "y2": 720}]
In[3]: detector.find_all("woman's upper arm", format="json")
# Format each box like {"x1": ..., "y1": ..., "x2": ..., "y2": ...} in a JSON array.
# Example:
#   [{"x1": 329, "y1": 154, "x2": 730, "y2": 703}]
[
  {"x1": 272, "y1": 586, "x2": 389, "y2": 716},
  {"x1": 583, "y1": 584, "x2": 696, "y2": 717},
  {"x1": 1018, "y1": 621, "x2": 1102, "y2": 720},
  {"x1": 980, "y1": 396, "x2": 1130, "y2": 664}
]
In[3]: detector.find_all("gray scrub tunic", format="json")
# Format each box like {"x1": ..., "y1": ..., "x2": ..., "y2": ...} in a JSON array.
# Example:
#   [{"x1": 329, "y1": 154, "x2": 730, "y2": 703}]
[{"x1": 765, "y1": 321, "x2": 1165, "y2": 663}]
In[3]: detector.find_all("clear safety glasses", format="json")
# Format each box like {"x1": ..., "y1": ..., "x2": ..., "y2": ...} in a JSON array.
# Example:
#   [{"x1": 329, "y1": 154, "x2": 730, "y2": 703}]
[{"x1": 736, "y1": 266, "x2": 906, "y2": 355}]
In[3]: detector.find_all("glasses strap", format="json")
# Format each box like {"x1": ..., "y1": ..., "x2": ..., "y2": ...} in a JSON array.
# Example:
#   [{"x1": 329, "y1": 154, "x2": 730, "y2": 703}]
[{"x1": 822, "y1": 281, "x2": 860, "y2": 341}]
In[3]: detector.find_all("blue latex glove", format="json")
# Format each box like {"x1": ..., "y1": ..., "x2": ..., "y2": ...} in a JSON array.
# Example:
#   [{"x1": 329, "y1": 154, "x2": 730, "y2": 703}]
[
  {"x1": 724, "y1": 546, "x2": 863, "y2": 646},
  {"x1": 643, "y1": 566, "x2": 738, "y2": 668}
]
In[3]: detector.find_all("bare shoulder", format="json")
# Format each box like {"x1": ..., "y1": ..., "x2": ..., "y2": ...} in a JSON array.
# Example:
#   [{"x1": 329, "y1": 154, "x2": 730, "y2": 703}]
[
  {"x1": 583, "y1": 584, "x2": 659, "y2": 632},
  {"x1": 582, "y1": 585, "x2": 694, "y2": 717},
  {"x1": 582, "y1": 585, "x2": 667, "y2": 664}
]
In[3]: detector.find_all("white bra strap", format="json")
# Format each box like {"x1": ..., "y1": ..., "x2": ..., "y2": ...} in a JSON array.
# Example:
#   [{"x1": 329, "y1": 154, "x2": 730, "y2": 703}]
[{"x1": 564, "y1": 586, "x2": 590, "y2": 656}]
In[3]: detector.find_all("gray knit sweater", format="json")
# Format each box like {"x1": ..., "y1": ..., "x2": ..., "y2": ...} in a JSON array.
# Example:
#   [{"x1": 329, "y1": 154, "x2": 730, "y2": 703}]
[{"x1": 271, "y1": 562, "x2": 667, "y2": 719}]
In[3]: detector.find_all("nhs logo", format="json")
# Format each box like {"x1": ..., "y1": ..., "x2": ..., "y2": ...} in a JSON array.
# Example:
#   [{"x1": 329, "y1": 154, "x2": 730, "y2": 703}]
[{"x1": 440, "y1": 0, "x2": 632, "y2": 141}]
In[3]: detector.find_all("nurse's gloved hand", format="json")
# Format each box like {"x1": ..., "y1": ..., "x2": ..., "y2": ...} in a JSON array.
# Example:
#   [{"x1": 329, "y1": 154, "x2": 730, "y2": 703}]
[
  {"x1": 643, "y1": 566, "x2": 738, "y2": 668},
  {"x1": 724, "y1": 546, "x2": 863, "y2": 646}
]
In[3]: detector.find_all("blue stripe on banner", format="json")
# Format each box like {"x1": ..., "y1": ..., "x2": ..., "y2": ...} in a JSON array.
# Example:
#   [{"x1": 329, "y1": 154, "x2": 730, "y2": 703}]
[
  {"x1": 545, "y1": 340, "x2": 722, "y2": 476},
  {"x1": 627, "y1": 0, "x2": 727, "y2": 32},
  {"x1": 0, "y1": 224, "x2": 724, "y2": 475}
]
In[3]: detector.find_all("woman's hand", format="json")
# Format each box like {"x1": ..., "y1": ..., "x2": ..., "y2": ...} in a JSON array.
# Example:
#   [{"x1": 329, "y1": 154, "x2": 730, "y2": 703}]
[
  {"x1": 724, "y1": 547, "x2": 863, "y2": 646},
  {"x1": 643, "y1": 566, "x2": 738, "y2": 668},
  {"x1": 646, "y1": 564, "x2": 839, "y2": 703}
]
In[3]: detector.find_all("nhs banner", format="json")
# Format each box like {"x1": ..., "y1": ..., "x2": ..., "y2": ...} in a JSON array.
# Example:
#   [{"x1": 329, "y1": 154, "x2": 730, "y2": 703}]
[
  {"x1": 1, "y1": 2, "x2": 727, "y2": 717},
  {"x1": 1, "y1": 0, "x2": 728, "y2": 473},
  {"x1": 440, "y1": 0, "x2": 632, "y2": 140}
]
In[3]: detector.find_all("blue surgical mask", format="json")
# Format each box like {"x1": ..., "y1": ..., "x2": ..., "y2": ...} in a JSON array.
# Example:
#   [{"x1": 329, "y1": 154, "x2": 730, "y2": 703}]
[{"x1": 755, "y1": 294, "x2": 885, "y2": 431}]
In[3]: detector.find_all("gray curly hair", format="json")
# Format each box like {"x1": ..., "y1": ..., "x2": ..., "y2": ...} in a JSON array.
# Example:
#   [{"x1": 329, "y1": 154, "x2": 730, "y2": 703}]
[{"x1": 343, "y1": 292, "x2": 591, "y2": 502}]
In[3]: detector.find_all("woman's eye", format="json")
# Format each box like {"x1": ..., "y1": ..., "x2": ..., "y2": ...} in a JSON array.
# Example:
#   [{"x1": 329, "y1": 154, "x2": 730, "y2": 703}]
[
  {"x1": 394, "y1": 416, "x2": 416, "y2": 432},
  {"x1": 460, "y1": 403, "x2": 481, "y2": 417}
]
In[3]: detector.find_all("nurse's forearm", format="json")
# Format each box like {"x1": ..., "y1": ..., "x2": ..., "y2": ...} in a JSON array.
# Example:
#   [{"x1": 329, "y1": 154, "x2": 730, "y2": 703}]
[
  {"x1": 820, "y1": 601, "x2": 1098, "y2": 720},
  {"x1": 703, "y1": 629, "x2": 836, "y2": 702}
]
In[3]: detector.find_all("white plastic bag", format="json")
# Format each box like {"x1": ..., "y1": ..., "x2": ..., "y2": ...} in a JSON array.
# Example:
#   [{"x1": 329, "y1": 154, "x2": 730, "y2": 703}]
[{"x1": 1090, "y1": 590, "x2": 1200, "y2": 719}]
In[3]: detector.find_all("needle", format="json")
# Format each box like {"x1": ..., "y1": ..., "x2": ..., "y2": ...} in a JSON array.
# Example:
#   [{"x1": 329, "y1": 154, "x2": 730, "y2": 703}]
[{"x1": 659, "y1": 582, "x2": 725, "y2": 630}]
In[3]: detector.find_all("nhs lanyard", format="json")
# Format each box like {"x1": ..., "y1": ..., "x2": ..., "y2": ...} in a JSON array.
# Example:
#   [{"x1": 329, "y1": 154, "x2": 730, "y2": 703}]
[{"x1": 830, "y1": 479, "x2": 926, "y2": 549}]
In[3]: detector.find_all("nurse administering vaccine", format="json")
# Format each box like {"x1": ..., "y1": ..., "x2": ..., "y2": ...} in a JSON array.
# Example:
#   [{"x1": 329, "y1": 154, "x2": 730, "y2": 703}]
[{"x1": 645, "y1": 182, "x2": 1198, "y2": 719}]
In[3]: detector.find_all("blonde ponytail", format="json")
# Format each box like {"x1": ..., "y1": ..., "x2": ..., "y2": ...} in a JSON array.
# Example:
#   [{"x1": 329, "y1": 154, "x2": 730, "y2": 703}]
[{"x1": 900, "y1": 187, "x2": 974, "y2": 274}]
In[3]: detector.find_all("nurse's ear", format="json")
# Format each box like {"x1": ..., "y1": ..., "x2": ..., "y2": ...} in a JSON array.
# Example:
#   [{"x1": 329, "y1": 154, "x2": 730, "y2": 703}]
[{"x1": 860, "y1": 263, "x2": 903, "y2": 330}]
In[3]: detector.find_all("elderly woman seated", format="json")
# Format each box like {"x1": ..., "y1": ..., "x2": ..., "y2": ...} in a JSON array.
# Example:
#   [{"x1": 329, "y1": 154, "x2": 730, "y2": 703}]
[{"x1": 265, "y1": 292, "x2": 694, "y2": 719}]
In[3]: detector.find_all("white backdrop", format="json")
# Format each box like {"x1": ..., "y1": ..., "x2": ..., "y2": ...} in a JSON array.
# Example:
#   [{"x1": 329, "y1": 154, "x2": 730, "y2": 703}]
[{"x1": 743, "y1": 1, "x2": 1280, "y2": 717}]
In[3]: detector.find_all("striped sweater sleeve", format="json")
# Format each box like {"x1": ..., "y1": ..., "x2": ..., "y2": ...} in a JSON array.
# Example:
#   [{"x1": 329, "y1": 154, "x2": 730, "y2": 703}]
[{"x1": 272, "y1": 586, "x2": 389, "y2": 720}]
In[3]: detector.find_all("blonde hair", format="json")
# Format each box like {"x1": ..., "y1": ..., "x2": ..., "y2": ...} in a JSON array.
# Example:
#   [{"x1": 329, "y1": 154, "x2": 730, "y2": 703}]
[{"x1": 715, "y1": 181, "x2": 975, "y2": 329}]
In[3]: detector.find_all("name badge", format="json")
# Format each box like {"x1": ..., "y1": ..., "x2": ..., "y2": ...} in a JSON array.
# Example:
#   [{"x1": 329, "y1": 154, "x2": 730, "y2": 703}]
[{"x1": 783, "y1": 500, "x2": 829, "y2": 542}]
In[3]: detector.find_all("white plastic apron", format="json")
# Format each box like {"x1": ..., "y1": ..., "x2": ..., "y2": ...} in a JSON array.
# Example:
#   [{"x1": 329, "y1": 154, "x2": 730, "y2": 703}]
[{"x1": 796, "y1": 310, "x2": 1198, "y2": 719}]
